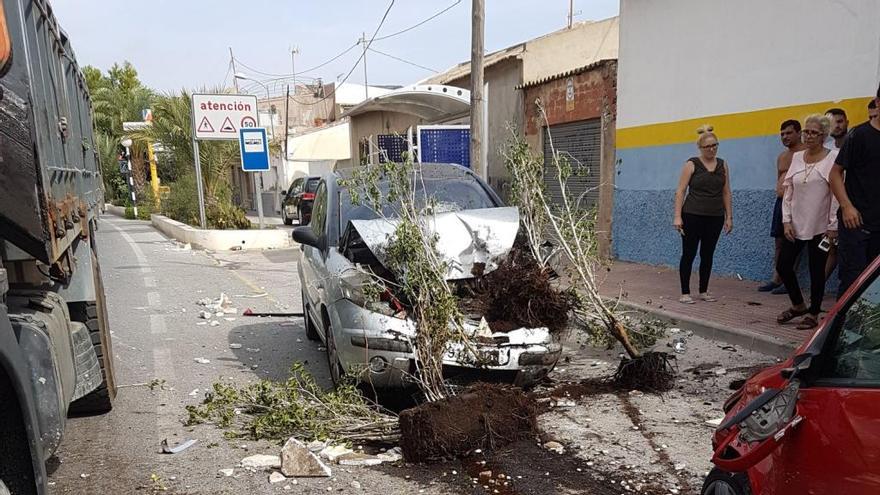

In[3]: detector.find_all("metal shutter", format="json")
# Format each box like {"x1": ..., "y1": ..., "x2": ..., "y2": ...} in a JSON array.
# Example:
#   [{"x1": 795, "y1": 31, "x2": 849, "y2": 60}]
[
  {"x1": 418, "y1": 126, "x2": 470, "y2": 167},
  {"x1": 543, "y1": 119, "x2": 601, "y2": 209},
  {"x1": 377, "y1": 134, "x2": 408, "y2": 163}
]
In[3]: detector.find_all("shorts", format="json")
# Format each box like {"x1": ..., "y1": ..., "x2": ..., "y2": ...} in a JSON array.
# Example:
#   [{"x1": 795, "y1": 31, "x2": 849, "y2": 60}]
[{"x1": 770, "y1": 197, "x2": 783, "y2": 238}]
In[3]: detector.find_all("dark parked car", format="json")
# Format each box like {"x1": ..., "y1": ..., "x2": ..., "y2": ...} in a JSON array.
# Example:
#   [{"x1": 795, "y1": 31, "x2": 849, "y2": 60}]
[
  {"x1": 701, "y1": 255, "x2": 880, "y2": 495},
  {"x1": 282, "y1": 176, "x2": 321, "y2": 225}
]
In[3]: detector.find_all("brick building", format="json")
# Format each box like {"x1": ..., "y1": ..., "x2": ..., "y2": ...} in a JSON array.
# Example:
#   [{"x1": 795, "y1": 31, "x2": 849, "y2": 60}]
[{"x1": 518, "y1": 59, "x2": 618, "y2": 257}]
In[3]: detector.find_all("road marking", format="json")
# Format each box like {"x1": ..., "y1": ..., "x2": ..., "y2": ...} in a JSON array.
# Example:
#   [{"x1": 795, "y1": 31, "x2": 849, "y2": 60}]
[
  {"x1": 150, "y1": 314, "x2": 166, "y2": 335},
  {"x1": 144, "y1": 276, "x2": 157, "y2": 288},
  {"x1": 102, "y1": 218, "x2": 152, "y2": 274},
  {"x1": 147, "y1": 291, "x2": 161, "y2": 308}
]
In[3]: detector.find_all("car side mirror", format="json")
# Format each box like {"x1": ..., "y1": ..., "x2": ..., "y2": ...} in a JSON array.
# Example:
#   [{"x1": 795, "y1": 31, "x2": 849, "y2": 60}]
[
  {"x1": 292, "y1": 226, "x2": 324, "y2": 251},
  {"x1": 781, "y1": 352, "x2": 813, "y2": 379}
]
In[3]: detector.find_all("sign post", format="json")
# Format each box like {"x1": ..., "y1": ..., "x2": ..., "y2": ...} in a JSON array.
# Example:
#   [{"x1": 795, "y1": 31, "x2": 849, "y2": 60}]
[
  {"x1": 239, "y1": 128, "x2": 271, "y2": 228},
  {"x1": 190, "y1": 93, "x2": 259, "y2": 229}
]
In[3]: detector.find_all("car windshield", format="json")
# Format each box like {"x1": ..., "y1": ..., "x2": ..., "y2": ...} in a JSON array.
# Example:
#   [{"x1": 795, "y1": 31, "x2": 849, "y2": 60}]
[
  {"x1": 339, "y1": 175, "x2": 496, "y2": 235},
  {"x1": 305, "y1": 178, "x2": 320, "y2": 193}
]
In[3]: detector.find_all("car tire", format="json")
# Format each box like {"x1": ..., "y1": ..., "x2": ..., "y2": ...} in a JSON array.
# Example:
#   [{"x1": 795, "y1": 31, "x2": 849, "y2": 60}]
[
  {"x1": 323, "y1": 314, "x2": 344, "y2": 387},
  {"x1": 302, "y1": 291, "x2": 321, "y2": 342},
  {"x1": 701, "y1": 468, "x2": 751, "y2": 495},
  {"x1": 282, "y1": 211, "x2": 293, "y2": 225}
]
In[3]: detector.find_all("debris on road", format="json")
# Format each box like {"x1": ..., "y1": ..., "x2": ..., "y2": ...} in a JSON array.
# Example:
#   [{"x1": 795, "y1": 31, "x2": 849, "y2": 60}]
[
  {"x1": 217, "y1": 468, "x2": 234, "y2": 477},
  {"x1": 281, "y1": 438, "x2": 332, "y2": 477},
  {"x1": 193, "y1": 358, "x2": 210, "y2": 364},
  {"x1": 240, "y1": 454, "x2": 281, "y2": 470},
  {"x1": 319, "y1": 445, "x2": 353, "y2": 463},
  {"x1": 160, "y1": 438, "x2": 197, "y2": 454},
  {"x1": 242, "y1": 308, "x2": 304, "y2": 317},
  {"x1": 398, "y1": 384, "x2": 537, "y2": 463},
  {"x1": 543, "y1": 441, "x2": 565, "y2": 454},
  {"x1": 268, "y1": 471, "x2": 287, "y2": 484},
  {"x1": 199, "y1": 311, "x2": 212, "y2": 319},
  {"x1": 209, "y1": 320, "x2": 220, "y2": 327},
  {"x1": 229, "y1": 343, "x2": 242, "y2": 349}
]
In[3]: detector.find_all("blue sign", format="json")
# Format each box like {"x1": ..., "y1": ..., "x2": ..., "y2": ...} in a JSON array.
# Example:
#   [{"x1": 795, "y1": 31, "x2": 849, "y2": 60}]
[{"x1": 239, "y1": 128, "x2": 270, "y2": 172}]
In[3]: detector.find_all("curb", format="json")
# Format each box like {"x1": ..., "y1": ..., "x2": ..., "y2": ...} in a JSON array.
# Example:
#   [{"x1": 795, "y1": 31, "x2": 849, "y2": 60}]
[
  {"x1": 104, "y1": 204, "x2": 126, "y2": 217},
  {"x1": 616, "y1": 300, "x2": 798, "y2": 358},
  {"x1": 150, "y1": 214, "x2": 294, "y2": 251}
]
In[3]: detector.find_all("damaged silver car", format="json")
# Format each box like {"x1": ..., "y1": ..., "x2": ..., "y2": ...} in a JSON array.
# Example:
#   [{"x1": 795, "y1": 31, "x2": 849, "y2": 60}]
[{"x1": 293, "y1": 163, "x2": 561, "y2": 389}]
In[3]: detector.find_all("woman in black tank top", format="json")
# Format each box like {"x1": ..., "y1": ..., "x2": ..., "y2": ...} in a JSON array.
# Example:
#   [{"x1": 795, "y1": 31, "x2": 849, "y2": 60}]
[{"x1": 672, "y1": 126, "x2": 733, "y2": 304}]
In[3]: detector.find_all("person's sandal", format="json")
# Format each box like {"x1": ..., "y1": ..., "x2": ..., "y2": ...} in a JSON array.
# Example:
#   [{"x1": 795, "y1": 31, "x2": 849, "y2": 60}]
[
  {"x1": 679, "y1": 295, "x2": 695, "y2": 304},
  {"x1": 796, "y1": 315, "x2": 819, "y2": 330},
  {"x1": 777, "y1": 307, "x2": 808, "y2": 324},
  {"x1": 699, "y1": 293, "x2": 717, "y2": 302}
]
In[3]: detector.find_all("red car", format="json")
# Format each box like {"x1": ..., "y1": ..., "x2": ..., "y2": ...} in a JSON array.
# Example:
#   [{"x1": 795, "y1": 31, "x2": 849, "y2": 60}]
[{"x1": 702, "y1": 256, "x2": 880, "y2": 495}]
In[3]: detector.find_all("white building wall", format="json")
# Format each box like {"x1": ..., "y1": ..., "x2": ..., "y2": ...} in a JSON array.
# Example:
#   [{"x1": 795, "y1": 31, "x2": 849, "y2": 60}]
[{"x1": 618, "y1": 0, "x2": 880, "y2": 129}]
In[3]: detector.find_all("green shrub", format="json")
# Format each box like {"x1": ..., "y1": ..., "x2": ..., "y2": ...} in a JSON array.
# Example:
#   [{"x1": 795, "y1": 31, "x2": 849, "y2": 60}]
[
  {"x1": 162, "y1": 174, "x2": 250, "y2": 230},
  {"x1": 124, "y1": 205, "x2": 136, "y2": 220}
]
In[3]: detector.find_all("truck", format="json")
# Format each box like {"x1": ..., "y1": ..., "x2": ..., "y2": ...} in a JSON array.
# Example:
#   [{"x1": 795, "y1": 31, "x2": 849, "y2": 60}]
[{"x1": 0, "y1": 0, "x2": 115, "y2": 494}]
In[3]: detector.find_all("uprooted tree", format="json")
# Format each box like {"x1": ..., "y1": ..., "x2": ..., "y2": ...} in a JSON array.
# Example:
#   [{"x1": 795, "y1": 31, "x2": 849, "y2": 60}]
[
  {"x1": 341, "y1": 158, "x2": 477, "y2": 402},
  {"x1": 502, "y1": 103, "x2": 675, "y2": 390}
]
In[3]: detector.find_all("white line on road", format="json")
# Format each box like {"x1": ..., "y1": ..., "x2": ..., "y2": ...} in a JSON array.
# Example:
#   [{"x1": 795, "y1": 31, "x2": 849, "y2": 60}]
[
  {"x1": 149, "y1": 314, "x2": 166, "y2": 335},
  {"x1": 102, "y1": 218, "x2": 152, "y2": 274},
  {"x1": 147, "y1": 291, "x2": 160, "y2": 308},
  {"x1": 144, "y1": 276, "x2": 157, "y2": 288}
]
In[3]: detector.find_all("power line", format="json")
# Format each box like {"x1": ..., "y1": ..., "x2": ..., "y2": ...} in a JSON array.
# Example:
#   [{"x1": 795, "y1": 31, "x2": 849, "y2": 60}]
[
  {"x1": 368, "y1": 47, "x2": 437, "y2": 73},
  {"x1": 373, "y1": 0, "x2": 462, "y2": 41},
  {"x1": 288, "y1": 0, "x2": 396, "y2": 106},
  {"x1": 233, "y1": 42, "x2": 360, "y2": 80}
]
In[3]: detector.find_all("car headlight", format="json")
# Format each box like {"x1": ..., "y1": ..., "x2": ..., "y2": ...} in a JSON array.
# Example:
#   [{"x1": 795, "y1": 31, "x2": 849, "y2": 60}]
[{"x1": 339, "y1": 271, "x2": 407, "y2": 318}]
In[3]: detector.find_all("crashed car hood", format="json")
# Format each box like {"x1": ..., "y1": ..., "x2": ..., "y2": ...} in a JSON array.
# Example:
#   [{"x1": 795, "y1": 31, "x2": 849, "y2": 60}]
[{"x1": 350, "y1": 206, "x2": 519, "y2": 280}]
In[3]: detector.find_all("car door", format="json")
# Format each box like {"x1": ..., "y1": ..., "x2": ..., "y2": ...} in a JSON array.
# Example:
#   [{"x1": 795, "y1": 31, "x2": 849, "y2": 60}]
[
  {"x1": 301, "y1": 181, "x2": 330, "y2": 328},
  {"x1": 730, "y1": 266, "x2": 880, "y2": 494}
]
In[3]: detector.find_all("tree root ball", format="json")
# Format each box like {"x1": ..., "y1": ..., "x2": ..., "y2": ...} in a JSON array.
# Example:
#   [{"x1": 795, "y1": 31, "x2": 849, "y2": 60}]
[
  {"x1": 398, "y1": 384, "x2": 538, "y2": 463},
  {"x1": 613, "y1": 352, "x2": 677, "y2": 392}
]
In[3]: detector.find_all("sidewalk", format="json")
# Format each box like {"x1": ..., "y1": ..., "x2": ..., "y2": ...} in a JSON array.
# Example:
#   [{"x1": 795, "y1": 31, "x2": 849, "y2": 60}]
[{"x1": 598, "y1": 261, "x2": 836, "y2": 357}]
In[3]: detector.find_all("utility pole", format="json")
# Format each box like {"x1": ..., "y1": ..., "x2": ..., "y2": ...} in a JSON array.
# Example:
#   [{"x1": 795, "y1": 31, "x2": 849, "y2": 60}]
[
  {"x1": 230, "y1": 47, "x2": 240, "y2": 92},
  {"x1": 361, "y1": 32, "x2": 369, "y2": 100},
  {"x1": 568, "y1": 0, "x2": 574, "y2": 28},
  {"x1": 470, "y1": 0, "x2": 485, "y2": 180},
  {"x1": 290, "y1": 45, "x2": 299, "y2": 78},
  {"x1": 284, "y1": 84, "x2": 290, "y2": 187}
]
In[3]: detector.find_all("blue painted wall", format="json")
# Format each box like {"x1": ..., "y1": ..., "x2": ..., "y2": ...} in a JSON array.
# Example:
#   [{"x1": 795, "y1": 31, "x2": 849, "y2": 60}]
[{"x1": 613, "y1": 135, "x2": 782, "y2": 282}]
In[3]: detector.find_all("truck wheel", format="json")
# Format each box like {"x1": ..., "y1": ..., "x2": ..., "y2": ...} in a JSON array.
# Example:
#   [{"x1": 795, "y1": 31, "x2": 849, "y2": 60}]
[
  {"x1": 0, "y1": 372, "x2": 38, "y2": 495},
  {"x1": 68, "y1": 250, "x2": 116, "y2": 414}
]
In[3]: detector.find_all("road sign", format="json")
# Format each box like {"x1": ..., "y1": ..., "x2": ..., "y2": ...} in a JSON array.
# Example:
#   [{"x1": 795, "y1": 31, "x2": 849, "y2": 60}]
[
  {"x1": 191, "y1": 93, "x2": 259, "y2": 140},
  {"x1": 239, "y1": 128, "x2": 270, "y2": 172}
]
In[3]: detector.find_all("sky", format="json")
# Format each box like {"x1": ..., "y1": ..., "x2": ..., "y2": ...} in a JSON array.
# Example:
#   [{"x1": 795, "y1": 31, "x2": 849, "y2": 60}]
[{"x1": 51, "y1": 0, "x2": 619, "y2": 94}]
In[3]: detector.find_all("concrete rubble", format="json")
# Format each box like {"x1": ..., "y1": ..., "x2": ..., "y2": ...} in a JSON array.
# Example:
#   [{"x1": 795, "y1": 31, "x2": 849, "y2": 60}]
[
  {"x1": 280, "y1": 438, "x2": 332, "y2": 478},
  {"x1": 240, "y1": 454, "x2": 281, "y2": 470}
]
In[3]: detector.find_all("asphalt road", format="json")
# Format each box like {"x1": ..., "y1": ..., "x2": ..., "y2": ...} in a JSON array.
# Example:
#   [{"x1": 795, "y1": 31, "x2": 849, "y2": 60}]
[{"x1": 45, "y1": 216, "x2": 454, "y2": 495}]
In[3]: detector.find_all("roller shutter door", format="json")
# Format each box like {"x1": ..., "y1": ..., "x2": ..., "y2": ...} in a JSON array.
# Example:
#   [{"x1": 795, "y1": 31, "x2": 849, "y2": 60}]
[{"x1": 542, "y1": 119, "x2": 601, "y2": 209}]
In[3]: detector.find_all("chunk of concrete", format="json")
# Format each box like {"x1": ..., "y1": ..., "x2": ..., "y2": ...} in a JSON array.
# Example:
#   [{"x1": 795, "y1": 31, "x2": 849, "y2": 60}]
[
  {"x1": 269, "y1": 471, "x2": 287, "y2": 484},
  {"x1": 240, "y1": 454, "x2": 281, "y2": 470},
  {"x1": 337, "y1": 453, "x2": 383, "y2": 467},
  {"x1": 281, "y1": 438, "x2": 332, "y2": 477},
  {"x1": 319, "y1": 445, "x2": 353, "y2": 463}
]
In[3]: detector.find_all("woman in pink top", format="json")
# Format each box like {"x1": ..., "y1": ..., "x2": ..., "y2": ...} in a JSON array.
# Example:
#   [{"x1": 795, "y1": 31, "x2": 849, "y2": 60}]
[{"x1": 776, "y1": 114, "x2": 839, "y2": 329}]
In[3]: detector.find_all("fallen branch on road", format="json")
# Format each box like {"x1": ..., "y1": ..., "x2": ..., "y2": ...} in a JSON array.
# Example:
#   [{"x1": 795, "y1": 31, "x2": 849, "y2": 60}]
[{"x1": 185, "y1": 363, "x2": 400, "y2": 443}]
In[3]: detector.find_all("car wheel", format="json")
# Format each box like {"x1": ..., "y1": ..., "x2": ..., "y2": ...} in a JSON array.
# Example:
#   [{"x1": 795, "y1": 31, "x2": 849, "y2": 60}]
[
  {"x1": 302, "y1": 291, "x2": 320, "y2": 341},
  {"x1": 282, "y1": 210, "x2": 293, "y2": 225},
  {"x1": 323, "y1": 315, "x2": 344, "y2": 386},
  {"x1": 701, "y1": 469, "x2": 751, "y2": 495}
]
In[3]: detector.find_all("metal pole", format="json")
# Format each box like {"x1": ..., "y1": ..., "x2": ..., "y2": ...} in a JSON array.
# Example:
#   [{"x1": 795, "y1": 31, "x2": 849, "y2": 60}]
[
  {"x1": 470, "y1": 0, "x2": 485, "y2": 180},
  {"x1": 125, "y1": 146, "x2": 138, "y2": 218},
  {"x1": 192, "y1": 139, "x2": 207, "y2": 228},
  {"x1": 230, "y1": 47, "x2": 240, "y2": 92},
  {"x1": 361, "y1": 32, "x2": 369, "y2": 100},
  {"x1": 568, "y1": 0, "x2": 574, "y2": 28},
  {"x1": 254, "y1": 96, "x2": 266, "y2": 229}
]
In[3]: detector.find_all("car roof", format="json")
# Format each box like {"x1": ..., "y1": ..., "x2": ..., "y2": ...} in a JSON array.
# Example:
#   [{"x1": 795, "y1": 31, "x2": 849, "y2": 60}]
[{"x1": 333, "y1": 163, "x2": 475, "y2": 182}]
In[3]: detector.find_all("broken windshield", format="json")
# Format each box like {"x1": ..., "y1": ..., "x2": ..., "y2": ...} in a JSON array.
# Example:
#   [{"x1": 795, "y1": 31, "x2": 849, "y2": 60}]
[{"x1": 339, "y1": 176, "x2": 496, "y2": 236}]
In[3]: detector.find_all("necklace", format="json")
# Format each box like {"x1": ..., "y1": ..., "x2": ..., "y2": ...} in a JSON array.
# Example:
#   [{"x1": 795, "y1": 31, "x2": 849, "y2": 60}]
[{"x1": 802, "y1": 151, "x2": 825, "y2": 184}]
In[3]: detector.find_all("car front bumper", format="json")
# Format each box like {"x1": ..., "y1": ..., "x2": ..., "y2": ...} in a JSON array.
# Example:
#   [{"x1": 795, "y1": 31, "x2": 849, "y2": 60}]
[{"x1": 330, "y1": 299, "x2": 562, "y2": 389}]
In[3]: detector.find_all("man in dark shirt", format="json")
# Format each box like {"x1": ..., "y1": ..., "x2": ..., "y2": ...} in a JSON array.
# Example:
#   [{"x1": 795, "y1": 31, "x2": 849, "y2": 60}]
[{"x1": 830, "y1": 83, "x2": 880, "y2": 296}]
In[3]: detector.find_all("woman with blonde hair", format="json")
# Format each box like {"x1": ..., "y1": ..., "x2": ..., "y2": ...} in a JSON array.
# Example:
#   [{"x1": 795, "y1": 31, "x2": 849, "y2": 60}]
[
  {"x1": 673, "y1": 125, "x2": 733, "y2": 304},
  {"x1": 776, "y1": 114, "x2": 839, "y2": 330}
]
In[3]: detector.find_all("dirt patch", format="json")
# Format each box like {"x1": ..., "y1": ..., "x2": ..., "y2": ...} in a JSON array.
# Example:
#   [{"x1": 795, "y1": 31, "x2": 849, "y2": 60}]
[
  {"x1": 398, "y1": 384, "x2": 537, "y2": 463},
  {"x1": 458, "y1": 248, "x2": 576, "y2": 334}
]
